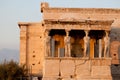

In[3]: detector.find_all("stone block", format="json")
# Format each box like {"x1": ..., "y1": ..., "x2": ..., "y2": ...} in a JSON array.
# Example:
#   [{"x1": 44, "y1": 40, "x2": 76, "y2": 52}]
[
  {"x1": 42, "y1": 77, "x2": 58, "y2": 80},
  {"x1": 62, "y1": 78, "x2": 75, "y2": 80},
  {"x1": 43, "y1": 59, "x2": 60, "y2": 77},
  {"x1": 76, "y1": 76, "x2": 112, "y2": 80},
  {"x1": 60, "y1": 59, "x2": 75, "y2": 77},
  {"x1": 76, "y1": 76, "x2": 91, "y2": 80},
  {"x1": 91, "y1": 66, "x2": 111, "y2": 76},
  {"x1": 92, "y1": 59, "x2": 111, "y2": 66},
  {"x1": 111, "y1": 59, "x2": 120, "y2": 64},
  {"x1": 75, "y1": 60, "x2": 90, "y2": 76},
  {"x1": 91, "y1": 59, "x2": 100, "y2": 66},
  {"x1": 100, "y1": 59, "x2": 111, "y2": 66}
]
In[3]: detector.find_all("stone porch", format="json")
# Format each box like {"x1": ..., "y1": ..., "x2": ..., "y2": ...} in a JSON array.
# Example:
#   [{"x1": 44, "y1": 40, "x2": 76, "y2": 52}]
[{"x1": 42, "y1": 58, "x2": 112, "y2": 80}]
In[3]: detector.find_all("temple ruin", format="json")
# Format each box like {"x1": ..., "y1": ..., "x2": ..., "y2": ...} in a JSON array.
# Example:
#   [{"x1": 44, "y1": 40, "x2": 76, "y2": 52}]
[{"x1": 18, "y1": 2, "x2": 120, "y2": 80}]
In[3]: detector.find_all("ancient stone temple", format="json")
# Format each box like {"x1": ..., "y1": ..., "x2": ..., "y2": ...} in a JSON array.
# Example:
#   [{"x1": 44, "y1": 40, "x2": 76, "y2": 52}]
[{"x1": 18, "y1": 2, "x2": 120, "y2": 80}]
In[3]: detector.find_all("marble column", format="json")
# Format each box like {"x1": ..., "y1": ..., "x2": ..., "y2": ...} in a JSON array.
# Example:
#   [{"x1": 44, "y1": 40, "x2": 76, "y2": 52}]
[
  {"x1": 104, "y1": 31, "x2": 110, "y2": 57},
  {"x1": 83, "y1": 30, "x2": 90, "y2": 57},
  {"x1": 51, "y1": 38, "x2": 55, "y2": 57},
  {"x1": 64, "y1": 29, "x2": 71, "y2": 57},
  {"x1": 99, "y1": 39, "x2": 102, "y2": 58},
  {"x1": 44, "y1": 29, "x2": 51, "y2": 57}
]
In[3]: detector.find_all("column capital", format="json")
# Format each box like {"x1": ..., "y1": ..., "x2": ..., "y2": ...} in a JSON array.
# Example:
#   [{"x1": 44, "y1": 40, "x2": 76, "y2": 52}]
[
  {"x1": 84, "y1": 30, "x2": 90, "y2": 33},
  {"x1": 84, "y1": 30, "x2": 90, "y2": 36},
  {"x1": 105, "y1": 30, "x2": 110, "y2": 37},
  {"x1": 44, "y1": 29, "x2": 51, "y2": 36},
  {"x1": 65, "y1": 29, "x2": 71, "y2": 36},
  {"x1": 65, "y1": 29, "x2": 71, "y2": 32}
]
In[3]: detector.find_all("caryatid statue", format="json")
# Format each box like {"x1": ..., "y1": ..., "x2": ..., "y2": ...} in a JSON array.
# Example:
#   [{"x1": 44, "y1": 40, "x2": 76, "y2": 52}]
[
  {"x1": 44, "y1": 29, "x2": 51, "y2": 57},
  {"x1": 104, "y1": 31, "x2": 110, "y2": 57},
  {"x1": 83, "y1": 30, "x2": 90, "y2": 57},
  {"x1": 64, "y1": 30, "x2": 71, "y2": 57}
]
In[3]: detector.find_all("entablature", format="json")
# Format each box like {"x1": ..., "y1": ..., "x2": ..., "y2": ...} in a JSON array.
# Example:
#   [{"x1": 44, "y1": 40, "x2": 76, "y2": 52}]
[
  {"x1": 44, "y1": 19, "x2": 114, "y2": 31},
  {"x1": 18, "y1": 22, "x2": 42, "y2": 28}
]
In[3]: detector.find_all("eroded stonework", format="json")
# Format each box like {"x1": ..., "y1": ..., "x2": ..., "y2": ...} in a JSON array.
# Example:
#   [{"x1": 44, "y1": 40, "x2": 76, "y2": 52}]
[{"x1": 18, "y1": 2, "x2": 120, "y2": 80}]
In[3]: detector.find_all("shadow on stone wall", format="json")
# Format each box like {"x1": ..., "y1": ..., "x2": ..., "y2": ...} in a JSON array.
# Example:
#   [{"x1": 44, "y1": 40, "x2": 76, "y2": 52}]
[
  {"x1": 110, "y1": 28, "x2": 120, "y2": 80},
  {"x1": 111, "y1": 64, "x2": 120, "y2": 80}
]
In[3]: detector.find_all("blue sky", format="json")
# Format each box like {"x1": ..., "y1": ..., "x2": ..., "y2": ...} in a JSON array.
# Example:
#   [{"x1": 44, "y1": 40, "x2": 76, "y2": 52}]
[{"x1": 0, "y1": 0, "x2": 120, "y2": 50}]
